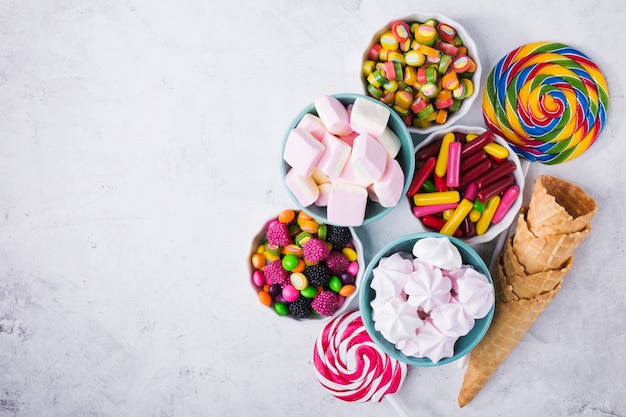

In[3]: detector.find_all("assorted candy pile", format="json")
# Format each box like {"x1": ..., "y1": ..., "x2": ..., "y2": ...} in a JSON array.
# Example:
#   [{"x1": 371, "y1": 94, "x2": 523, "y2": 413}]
[
  {"x1": 362, "y1": 17, "x2": 478, "y2": 129},
  {"x1": 408, "y1": 129, "x2": 520, "y2": 238},
  {"x1": 251, "y1": 209, "x2": 361, "y2": 319},
  {"x1": 283, "y1": 95, "x2": 406, "y2": 227},
  {"x1": 369, "y1": 237, "x2": 494, "y2": 363},
  {"x1": 483, "y1": 42, "x2": 609, "y2": 165}
]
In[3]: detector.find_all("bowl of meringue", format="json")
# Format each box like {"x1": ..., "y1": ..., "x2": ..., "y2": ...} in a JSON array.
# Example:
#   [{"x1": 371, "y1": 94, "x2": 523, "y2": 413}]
[{"x1": 359, "y1": 232, "x2": 495, "y2": 366}]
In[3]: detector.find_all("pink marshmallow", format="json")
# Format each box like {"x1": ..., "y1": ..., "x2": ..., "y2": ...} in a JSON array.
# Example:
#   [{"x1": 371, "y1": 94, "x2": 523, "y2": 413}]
[
  {"x1": 296, "y1": 113, "x2": 327, "y2": 141},
  {"x1": 316, "y1": 131, "x2": 351, "y2": 178},
  {"x1": 283, "y1": 127, "x2": 325, "y2": 177},
  {"x1": 314, "y1": 95, "x2": 353, "y2": 136},
  {"x1": 350, "y1": 97, "x2": 390, "y2": 138},
  {"x1": 372, "y1": 158, "x2": 405, "y2": 208},
  {"x1": 314, "y1": 182, "x2": 332, "y2": 207},
  {"x1": 338, "y1": 130, "x2": 359, "y2": 147},
  {"x1": 335, "y1": 155, "x2": 372, "y2": 187},
  {"x1": 327, "y1": 183, "x2": 368, "y2": 226},
  {"x1": 284, "y1": 168, "x2": 319, "y2": 207},
  {"x1": 351, "y1": 133, "x2": 388, "y2": 183}
]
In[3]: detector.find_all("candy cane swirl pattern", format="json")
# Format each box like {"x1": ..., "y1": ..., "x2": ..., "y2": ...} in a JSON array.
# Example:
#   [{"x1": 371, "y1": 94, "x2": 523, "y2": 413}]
[
  {"x1": 313, "y1": 310, "x2": 407, "y2": 402},
  {"x1": 483, "y1": 42, "x2": 609, "y2": 164}
]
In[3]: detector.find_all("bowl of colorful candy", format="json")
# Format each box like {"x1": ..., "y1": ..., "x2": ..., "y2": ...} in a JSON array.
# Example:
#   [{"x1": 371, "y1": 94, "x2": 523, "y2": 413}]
[
  {"x1": 361, "y1": 13, "x2": 481, "y2": 134},
  {"x1": 280, "y1": 93, "x2": 415, "y2": 227},
  {"x1": 359, "y1": 232, "x2": 495, "y2": 366},
  {"x1": 406, "y1": 125, "x2": 524, "y2": 245},
  {"x1": 249, "y1": 209, "x2": 364, "y2": 321}
]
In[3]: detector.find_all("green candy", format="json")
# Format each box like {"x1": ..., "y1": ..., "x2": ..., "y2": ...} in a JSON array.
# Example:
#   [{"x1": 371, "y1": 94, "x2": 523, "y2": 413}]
[
  {"x1": 274, "y1": 302, "x2": 289, "y2": 316},
  {"x1": 281, "y1": 254, "x2": 299, "y2": 271},
  {"x1": 300, "y1": 286, "x2": 318, "y2": 299},
  {"x1": 329, "y1": 276, "x2": 343, "y2": 293},
  {"x1": 473, "y1": 199, "x2": 485, "y2": 212}
]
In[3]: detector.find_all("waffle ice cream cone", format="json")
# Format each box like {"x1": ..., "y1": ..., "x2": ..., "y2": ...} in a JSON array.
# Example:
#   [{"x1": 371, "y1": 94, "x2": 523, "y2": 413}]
[
  {"x1": 513, "y1": 208, "x2": 589, "y2": 274},
  {"x1": 526, "y1": 175, "x2": 597, "y2": 237},
  {"x1": 458, "y1": 176, "x2": 596, "y2": 407}
]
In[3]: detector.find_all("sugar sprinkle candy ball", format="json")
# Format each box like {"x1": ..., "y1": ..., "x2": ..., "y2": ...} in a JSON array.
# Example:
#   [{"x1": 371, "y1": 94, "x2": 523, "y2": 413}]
[{"x1": 482, "y1": 42, "x2": 609, "y2": 164}]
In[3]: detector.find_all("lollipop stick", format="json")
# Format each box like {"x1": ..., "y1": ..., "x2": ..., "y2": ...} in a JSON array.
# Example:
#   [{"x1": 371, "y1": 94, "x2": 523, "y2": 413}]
[{"x1": 385, "y1": 394, "x2": 412, "y2": 417}]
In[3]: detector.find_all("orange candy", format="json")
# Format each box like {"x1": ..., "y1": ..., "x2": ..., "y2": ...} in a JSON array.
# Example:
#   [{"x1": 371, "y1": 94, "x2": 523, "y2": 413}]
[
  {"x1": 278, "y1": 209, "x2": 295, "y2": 224},
  {"x1": 251, "y1": 253, "x2": 265, "y2": 269},
  {"x1": 258, "y1": 291, "x2": 272, "y2": 306},
  {"x1": 339, "y1": 285, "x2": 356, "y2": 297}
]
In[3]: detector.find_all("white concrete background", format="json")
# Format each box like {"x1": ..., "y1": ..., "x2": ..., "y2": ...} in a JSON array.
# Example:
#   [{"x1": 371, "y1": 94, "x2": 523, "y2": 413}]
[{"x1": 1, "y1": 1, "x2": 624, "y2": 416}]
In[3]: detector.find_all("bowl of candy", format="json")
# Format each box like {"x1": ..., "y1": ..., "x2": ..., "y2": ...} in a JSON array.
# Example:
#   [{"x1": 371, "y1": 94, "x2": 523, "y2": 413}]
[
  {"x1": 249, "y1": 209, "x2": 364, "y2": 321},
  {"x1": 359, "y1": 232, "x2": 495, "y2": 366},
  {"x1": 361, "y1": 13, "x2": 481, "y2": 135},
  {"x1": 406, "y1": 125, "x2": 524, "y2": 245},
  {"x1": 280, "y1": 93, "x2": 415, "y2": 227}
]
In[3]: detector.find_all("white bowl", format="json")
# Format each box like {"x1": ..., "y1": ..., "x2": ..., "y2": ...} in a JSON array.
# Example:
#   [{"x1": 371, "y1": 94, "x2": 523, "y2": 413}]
[
  {"x1": 248, "y1": 210, "x2": 364, "y2": 323},
  {"x1": 360, "y1": 12, "x2": 482, "y2": 135},
  {"x1": 407, "y1": 125, "x2": 525, "y2": 245}
]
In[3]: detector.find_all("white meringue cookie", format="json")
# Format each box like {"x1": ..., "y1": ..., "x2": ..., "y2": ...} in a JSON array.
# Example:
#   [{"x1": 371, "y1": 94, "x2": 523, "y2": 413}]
[
  {"x1": 412, "y1": 237, "x2": 462, "y2": 270},
  {"x1": 430, "y1": 299, "x2": 475, "y2": 337},
  {"x1": 404, "y1": 266, "x2": 452, "y2": 313},
  {"x1": 454, "y1": 267, "x2": 494, "y2": 319},
  {"x1": 373, "y1": 297, "x2": 423, "y2": 344}
]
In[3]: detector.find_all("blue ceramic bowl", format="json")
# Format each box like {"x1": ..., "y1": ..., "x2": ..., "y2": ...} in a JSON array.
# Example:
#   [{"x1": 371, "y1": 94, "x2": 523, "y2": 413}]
[
  {"x1": 280, "y1": 93, "x2": 415, "y2": 227},
  {"x1": 358, "y1": 232, "x2": 495, "y2": 366}
]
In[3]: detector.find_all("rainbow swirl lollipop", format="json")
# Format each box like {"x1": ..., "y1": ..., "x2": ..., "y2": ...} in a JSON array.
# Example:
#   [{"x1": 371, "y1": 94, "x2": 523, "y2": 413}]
[{"x1": 483, "y1": 42, "x2": 609, "y2": 164}]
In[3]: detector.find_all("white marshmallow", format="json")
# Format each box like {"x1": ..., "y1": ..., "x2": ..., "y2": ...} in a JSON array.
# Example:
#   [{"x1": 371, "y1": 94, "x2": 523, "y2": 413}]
[
  {"x1": 283, "y1": 127, "x2": 325, "y2": 177},
  {"x1": 327, "y1": 183, "x2": 368, "y2": 226},
  {"x1": 284, "y1": 168, "x2": 319, "y2": 207},
  {"x1": 350, "y1": 97, "x2": 390, "y2": 138},
  {"x1": 377, "y1": 126, "x2": 402, "y2": 159},
  {"x1": 314, "y1": 182, "x2": 332, "y2": 207}
]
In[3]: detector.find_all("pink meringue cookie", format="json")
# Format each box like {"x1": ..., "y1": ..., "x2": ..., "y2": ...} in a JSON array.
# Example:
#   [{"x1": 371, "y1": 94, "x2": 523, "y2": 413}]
[
  {"x1": 412, "y1": 237, "x2": 462, "y2": 270},
  {"x1": 371, "y1": 268, "x2": 409, "y2": 300},
  {"x1": 411, "y1": 318, "x2": 458, "y2": 363},
  {"x1": 404, "y1": 265, "x2": 452, "y2": 313},
  {"x1": 430, "y1": 299, "x2": 475, "y2": 338},
  {"x1": 454, "y1": 267, "x2": 494, "y2": 319},
  {"x1": 372, "y1": 297, "x2": 423, "y2": 344},
  {"x1": 378, "y1": 252, "x2": 414, "y2": 274}
]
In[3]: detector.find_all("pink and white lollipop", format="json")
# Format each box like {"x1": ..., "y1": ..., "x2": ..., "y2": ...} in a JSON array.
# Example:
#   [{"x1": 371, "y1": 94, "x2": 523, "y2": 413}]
[{"x1": 313, "y1": 310, "x2": 409, "y2": 413}]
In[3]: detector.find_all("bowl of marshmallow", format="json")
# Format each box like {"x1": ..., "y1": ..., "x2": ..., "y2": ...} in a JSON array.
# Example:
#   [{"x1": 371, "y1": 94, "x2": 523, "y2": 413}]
[
  {"x1": 361, "y1": 13, "x2": 481, "y2": 135},
  {"x1": 359, "y1": 232, "x2": 495, "y2": 366},
  {"x1": 280, "y1": 93, "x2": 415, "y2": 227}
]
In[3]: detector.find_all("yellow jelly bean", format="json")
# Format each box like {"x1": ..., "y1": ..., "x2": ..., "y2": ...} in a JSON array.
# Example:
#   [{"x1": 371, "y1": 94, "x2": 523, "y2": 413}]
[
  {"x1": 440, "y1": 199, "x2": 473, "y2": 236},
  {"x1": 435, "y1": 132, "x2": 456, "y2": 177},
  {"x1": 469, "y1": 208, "x2": 482, "y2": 223},
  {"x1": 413, "y1": 190, "x2": 460, "y2": 206},
  {"x1": 476, "y1": 195, "x2": 501, "y2": 235},
  {"x1": 483, "y1": 142, "x2": 509, "y2": 159},
  {"x1": 342, "y1": 247, "x2": 358, "y2": 262}
]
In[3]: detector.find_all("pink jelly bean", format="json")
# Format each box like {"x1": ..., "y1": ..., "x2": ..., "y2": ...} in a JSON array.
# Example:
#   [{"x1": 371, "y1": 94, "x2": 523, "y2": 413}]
[
  {"x1": 282, "y1": 285, "x2": 300, "y2": 302},
  {"x1": 446, "y1": 141, "x2": 462, "y2": 188},
  {"x1": 412, "y1": 203, "x2": 459, "y2": 217},
  {"x1": 347, "y1": 261, "x2": 360, "y2": 276},
  {"x1": 252, "y1": 270, "x2": 265, "y2": 287},
  {"x1": 491, "y1": 185, "x2": 520, "y2": 224}
]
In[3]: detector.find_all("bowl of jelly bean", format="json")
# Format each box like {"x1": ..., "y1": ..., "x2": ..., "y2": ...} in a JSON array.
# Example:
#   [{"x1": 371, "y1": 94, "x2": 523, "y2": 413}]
[
  {"x1": 361, "y1": 13, "x2": 481, "y2": 135},
  {"x1": 249, "y1": 209, "x2": 364, "y2": 321},
  {"x1": 406, "y1": 125, "x2": 525, "y2": 246},
  {"x1": 359, "y1": 232, "x2": 495, "y2": 366},
  {"x1": 279, "y1": 93, "x2": 415, "y2": 227}
]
